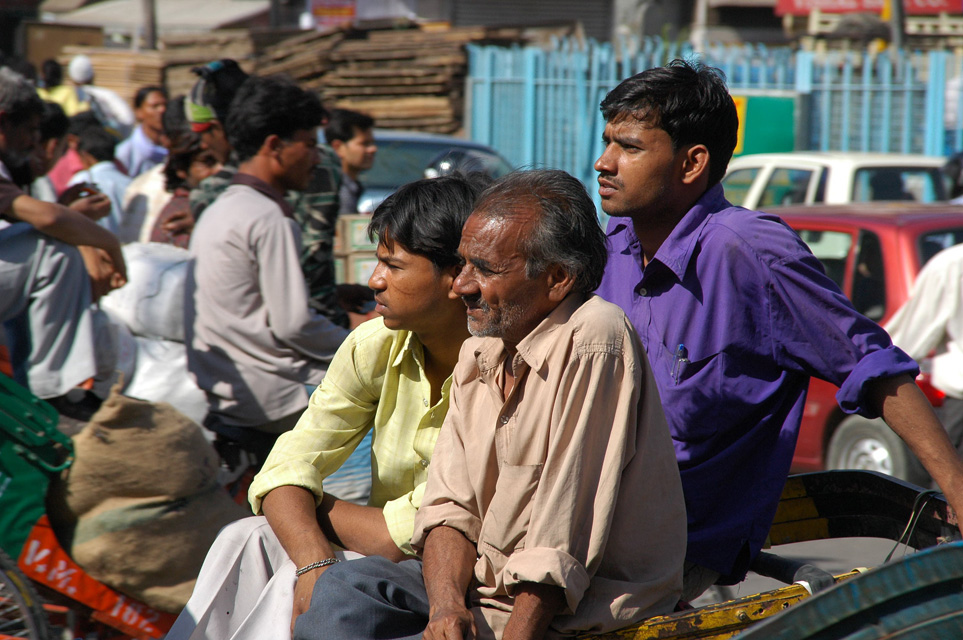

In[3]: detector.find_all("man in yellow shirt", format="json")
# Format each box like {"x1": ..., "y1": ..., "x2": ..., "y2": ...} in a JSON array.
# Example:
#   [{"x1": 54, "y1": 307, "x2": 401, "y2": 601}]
[{"x1": 165, "y1": 173, "x2": 487, "y2": 640}]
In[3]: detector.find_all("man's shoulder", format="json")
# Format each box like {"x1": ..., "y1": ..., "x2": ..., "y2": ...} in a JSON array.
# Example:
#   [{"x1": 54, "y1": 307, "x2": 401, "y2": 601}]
[
  {"x1": 568, "y1": 295, "x2": 635, "y2": 352},
  {"x1": 698, "y1": 205, "x2": 812, "y2": 269}
]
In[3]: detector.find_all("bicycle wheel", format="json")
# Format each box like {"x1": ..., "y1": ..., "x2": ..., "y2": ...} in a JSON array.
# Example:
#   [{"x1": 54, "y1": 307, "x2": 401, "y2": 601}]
[{"x1": 0, "y1": 548, "x2": 49, "y2": 640}]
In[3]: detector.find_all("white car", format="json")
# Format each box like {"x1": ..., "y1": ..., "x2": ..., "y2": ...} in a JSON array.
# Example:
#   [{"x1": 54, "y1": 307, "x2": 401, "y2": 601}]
[{"x1": 722, "y1": 152, "x2": 951, "y2": 210}]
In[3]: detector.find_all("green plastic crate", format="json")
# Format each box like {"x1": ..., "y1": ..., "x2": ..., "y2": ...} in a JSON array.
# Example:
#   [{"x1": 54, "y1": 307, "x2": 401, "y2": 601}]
[{"x1": 0, "y1": 375, "x2": 74, "y2": 558}]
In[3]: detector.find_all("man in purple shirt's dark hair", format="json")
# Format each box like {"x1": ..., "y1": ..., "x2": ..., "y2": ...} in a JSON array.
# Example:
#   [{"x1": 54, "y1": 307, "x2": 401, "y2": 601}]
[{"x1": 593, "y1": 59, "x2": 963, "y2": 600}]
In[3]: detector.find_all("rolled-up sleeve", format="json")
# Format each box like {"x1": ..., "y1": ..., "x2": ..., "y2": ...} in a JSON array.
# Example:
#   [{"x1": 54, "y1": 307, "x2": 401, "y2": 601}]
[
  {"x1": 248, "y1": 329, "x2": 378, "y2": 514},
  {"x1": 411, "y1": 382, "x2": 483, "y2": 551},
  {"x1": 382, "y1": 481, "x2": 427, "y2": 555},
  {"x1": 767, "y1": 253, "x2": 919, "y2": 418},
  {"x1": 498, "y1": 348, "x2": 637, "y2": 614}
]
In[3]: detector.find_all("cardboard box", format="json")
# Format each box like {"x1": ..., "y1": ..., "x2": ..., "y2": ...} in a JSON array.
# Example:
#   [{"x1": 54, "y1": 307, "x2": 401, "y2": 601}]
[
  {"x1": 339, "y1": 214, "x2": 378, "y2": 252},
  {"x1": 346, "y1": 252, "x2": 378, "y2": 285}
]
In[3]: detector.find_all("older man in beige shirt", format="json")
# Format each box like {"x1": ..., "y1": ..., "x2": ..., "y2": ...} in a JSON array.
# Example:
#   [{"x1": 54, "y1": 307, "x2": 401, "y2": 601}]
[{"x1": 292, "y1": 169, "x2": 686, "y2": 640}]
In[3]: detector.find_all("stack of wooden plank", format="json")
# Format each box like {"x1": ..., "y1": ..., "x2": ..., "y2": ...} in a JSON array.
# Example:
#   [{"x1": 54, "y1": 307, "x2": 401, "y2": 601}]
[
  {"x1": 256, "y1": 23, "x2": 527, "y2": 134},
  {"x1": 159, "y1": 30, "x2": 257, "y2": 98},
  {"x1": 59, "y1": 46, "x2": 166, "y2": 107},
  {"x1": 58, "y1": 22, "x2": 530, "y2": 134}
]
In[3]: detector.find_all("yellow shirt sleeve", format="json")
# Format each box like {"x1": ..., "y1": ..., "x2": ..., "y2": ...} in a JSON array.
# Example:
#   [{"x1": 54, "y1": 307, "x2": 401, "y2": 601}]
[{"x1": 248, "y1": 319, "x2": 387, "y2": 514}]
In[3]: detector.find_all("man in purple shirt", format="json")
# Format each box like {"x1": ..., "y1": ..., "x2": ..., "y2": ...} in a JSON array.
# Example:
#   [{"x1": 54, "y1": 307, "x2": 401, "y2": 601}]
[{"x1": 594, "y1": 59, "x2": 963, "y2": 599}]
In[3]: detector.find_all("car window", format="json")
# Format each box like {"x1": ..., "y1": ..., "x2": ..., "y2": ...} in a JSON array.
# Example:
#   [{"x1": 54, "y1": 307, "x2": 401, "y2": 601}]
[
  {"x1": 362, "y1": 140, "x2": 512, "y2": 189},
  {"x1": 852, "y1": 231, "x2": 885, "y2": 321},
  {"x1": 796, "y1": 229, "x2": 853, "y2": 291},
  {"x1": 852, "y1": 168, "x2": 947, "y2": 203},
  {"x1": 759, "y1": 168, "x2": 814, "y2": 207},
  {"x1": 721, "y1": 168, "x2": 758, "y2": 206},
  {"x1": 918, "y1": 227, "x2": 963, "y2": 267}
]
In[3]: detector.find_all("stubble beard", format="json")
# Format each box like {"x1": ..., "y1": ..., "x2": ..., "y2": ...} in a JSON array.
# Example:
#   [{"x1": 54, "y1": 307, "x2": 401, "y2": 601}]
[{"x1": 464, "y1": 296, "x2": 525, "y2": 339}]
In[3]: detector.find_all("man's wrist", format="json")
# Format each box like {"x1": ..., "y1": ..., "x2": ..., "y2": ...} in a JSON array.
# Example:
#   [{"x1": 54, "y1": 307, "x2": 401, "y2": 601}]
[{"x1": 295, "y1": 557, "x2": 340, "y2": 577}]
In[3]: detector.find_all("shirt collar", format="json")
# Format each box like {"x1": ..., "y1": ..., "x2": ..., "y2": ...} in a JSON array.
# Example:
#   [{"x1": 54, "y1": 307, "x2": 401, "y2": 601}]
[
  {"x1": 656, "y1": 183, "x2": 728, "y2": 280},
  {"x1": 231, "y1": 172, "x2": 295, "y2": 218},
  {"x1": 0, "y1": 160, "x2": 10, "y2": 182},
  {"x1": 392, "y1": 330, "x2": 424, "y2": 368},
  {"x1": 472, "y1": 293, "x2": 586, "y2": 378},
  {"x1": 607, "y1": 183, "x2": 727, "y2": 282}
]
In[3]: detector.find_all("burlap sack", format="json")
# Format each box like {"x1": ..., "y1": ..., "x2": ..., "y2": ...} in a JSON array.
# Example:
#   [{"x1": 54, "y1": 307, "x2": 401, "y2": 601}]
[{"x1": 46, "y1": 383, "x2": 249, "y2": 613}]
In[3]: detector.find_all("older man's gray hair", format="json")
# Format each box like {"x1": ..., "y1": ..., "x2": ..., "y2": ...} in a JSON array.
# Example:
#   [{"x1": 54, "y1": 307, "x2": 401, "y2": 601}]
[
  {"x1": 474, "y1": 169, "x2": 609, "y2": 295},
  {"x1": 0, "y1": 67, "x2": 43, "y2": 123}
]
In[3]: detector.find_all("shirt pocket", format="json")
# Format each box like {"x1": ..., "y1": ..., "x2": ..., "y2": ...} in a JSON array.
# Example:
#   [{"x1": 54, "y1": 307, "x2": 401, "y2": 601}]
[
  {"x1": 479, "y1": 463, "x2": 543, "y2": 556},
  {"x1": 655, "y1": 339, "x2": 730, "y2": 446}
]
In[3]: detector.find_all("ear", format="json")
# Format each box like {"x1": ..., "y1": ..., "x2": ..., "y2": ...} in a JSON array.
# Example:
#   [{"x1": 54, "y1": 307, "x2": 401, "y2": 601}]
[
  {"x1": 264, "y1": 133, "x2": 283, "y2": 157},
  {"x1": 680, "y1": 144, "x2": 710, "y2": 186},
  {"x1": 441, "y1": 263, "x2": 462, "y2": 298},
  {"x1": 545, "y1": 263, "x2": 576, "y2": 303}
]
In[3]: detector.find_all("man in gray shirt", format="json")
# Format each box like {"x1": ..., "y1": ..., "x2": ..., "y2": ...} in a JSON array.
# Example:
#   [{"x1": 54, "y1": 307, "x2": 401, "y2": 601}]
[{"x1": 185, "y1": 76, "x2": 347, "y2": 466}]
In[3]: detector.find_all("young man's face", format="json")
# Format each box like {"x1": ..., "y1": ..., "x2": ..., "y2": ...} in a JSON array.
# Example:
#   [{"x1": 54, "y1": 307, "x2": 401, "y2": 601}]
[
  {"x1": 334, "y1": 126, "x2": 376, "y2": 175},
  {"x1": 198, "y1": 121, "x2": 231, "y2": 165},
  {"x1": 137, "y1": 91, "x2": 167, "y2": 132},
  {"x1": 368, "y1": 236, "x2": 456, "y2": 334},
  {"x1": 181, "y1": 148, "x2": 222, "y2": 189},
  {"x1": 277, "y1": 128, "x2": 320, "y2": 192},
  {"x1": 594, "y1": 115, "x2": 688, "y2": 224},
  {"x1": 453, "y1": 209, "x2": 559, "y2": 345}
]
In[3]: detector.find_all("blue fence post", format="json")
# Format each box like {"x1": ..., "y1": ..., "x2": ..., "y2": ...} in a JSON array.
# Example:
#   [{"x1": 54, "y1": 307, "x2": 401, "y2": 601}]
[
  {"x1": 467, "y1": 45, "x2": 490, "y2": 148},
  {"x1": 860, "y1": 51, "x2": 873, "y2": 151},
  {"x1": 880, "y1": 53, "x2": 894, "y2": 153},
  {"x1": 521, "y1": 47, "x2": 539, "y2": 167},
  {"x1": 926, "y1": 50, "x2": 948, "y2": 156},
  {"x1": 900, "y1": 51, "x2": 914, "y2": 154}
]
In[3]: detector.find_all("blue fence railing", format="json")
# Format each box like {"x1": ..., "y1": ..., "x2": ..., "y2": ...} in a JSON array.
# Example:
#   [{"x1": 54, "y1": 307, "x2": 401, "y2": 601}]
[{"x1": 467, "y1": 38, "x2": 963, "y2": 201}]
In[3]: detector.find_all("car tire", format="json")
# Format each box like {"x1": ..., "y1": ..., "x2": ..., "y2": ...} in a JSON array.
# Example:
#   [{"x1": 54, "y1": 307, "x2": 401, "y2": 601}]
[{"x1": 826, "y1": 415, "x2": 930, "y2": 487}]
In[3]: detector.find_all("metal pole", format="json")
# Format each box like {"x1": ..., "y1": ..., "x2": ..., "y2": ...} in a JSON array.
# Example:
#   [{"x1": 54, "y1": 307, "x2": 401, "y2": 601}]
[
  {"x1": 141, "y1": 0, "x2": 157, "y2": 49},
  {"x1": 889, "y1": 0, "x2": 906, "y2": 51}
]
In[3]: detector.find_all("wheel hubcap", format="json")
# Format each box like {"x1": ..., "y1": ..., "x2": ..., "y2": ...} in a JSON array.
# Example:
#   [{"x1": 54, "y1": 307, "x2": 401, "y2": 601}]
[{"x1": 843, "y1": 438, "x2": 893, "y2": 475}]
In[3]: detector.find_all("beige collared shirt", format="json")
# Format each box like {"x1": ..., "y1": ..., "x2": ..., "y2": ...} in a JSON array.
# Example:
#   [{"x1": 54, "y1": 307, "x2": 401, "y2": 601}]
[{"x1": 412, "y1": 295, "x2": 686, "y2": 637}]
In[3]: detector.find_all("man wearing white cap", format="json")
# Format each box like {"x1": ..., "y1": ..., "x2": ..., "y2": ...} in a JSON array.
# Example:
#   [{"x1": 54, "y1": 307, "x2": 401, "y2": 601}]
[{"x1": 66, "y1": 54, "x2": 135, "y2": 140}]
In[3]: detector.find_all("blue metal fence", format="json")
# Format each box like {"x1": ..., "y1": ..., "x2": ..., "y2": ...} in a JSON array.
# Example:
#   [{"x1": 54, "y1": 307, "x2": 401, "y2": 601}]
[{"x1": 467, "y1": 38, "x2": 962, "y2": 198}]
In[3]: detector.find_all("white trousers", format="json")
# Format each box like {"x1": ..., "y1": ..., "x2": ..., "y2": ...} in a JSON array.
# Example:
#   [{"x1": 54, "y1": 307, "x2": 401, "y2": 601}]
[{"x1": 164, "y1": 517, "x2": 360, "y2": 640}]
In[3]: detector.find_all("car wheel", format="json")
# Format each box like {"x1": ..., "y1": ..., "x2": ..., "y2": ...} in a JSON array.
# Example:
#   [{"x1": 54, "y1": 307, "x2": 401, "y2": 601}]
[{"x1": 826, "y1": 416, "x2": 930, "y2": 487}]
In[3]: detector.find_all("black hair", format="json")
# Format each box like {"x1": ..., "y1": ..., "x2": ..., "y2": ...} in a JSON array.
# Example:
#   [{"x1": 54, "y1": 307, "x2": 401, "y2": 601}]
[
  {"x1": 944, "y1": 152, "x2": 963, "y2": 200},
  {"x1": 164, "y1": 132, "x2": 208, "y2": 192},
  {"x1": 226, "y1": 75, "x2": 327, "y2": 162},
  {"x1": 600, "y1": 59, "x2": 738, "y2": 187},
  {"x1": 68, "y1": 110, "x2": 103, "y2": 137},
  {"x1": 474, "y1": 169, "x2": 608, "y2": 295},
  {"x1": 191, "y1": 59, "x2": 249, "y2": 124},
  {"x1": 324, "y1": 108, "x2": 375, "y2": 144},
  {"x1": 162, "y1": 95, "x2": 189, "y2": 141},
  {"x1": 76, "y1": 126, "x2": 118, "y2": 163},
  {"x1": 134, "y1": 85, "x2": 167, "y2": 109},
  {"x1": 39, "y1": 101, "x2": 69, "y2": 142},
  {"x1": 368, "y1": 173, "x2": 488, "y2": 270},
  {"x1": 41, "y1": 59, "x2": 62, "y2": 88}
]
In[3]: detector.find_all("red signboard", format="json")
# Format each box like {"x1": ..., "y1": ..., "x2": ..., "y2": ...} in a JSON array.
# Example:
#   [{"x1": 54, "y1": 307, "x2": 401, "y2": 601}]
[{"x1": 776, "y1": 0, "x2": 963, "y2": 15}]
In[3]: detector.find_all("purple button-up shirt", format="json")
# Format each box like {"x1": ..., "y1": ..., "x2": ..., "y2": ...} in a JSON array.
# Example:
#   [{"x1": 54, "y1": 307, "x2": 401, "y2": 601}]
[{"x1": 596, "y1": 184, "x2": 918, "y2": 582}]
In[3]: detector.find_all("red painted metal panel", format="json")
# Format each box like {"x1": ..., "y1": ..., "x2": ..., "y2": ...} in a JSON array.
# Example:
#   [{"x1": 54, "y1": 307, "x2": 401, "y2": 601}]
[{"x1": 776, "y1": 0, "x2": 963, "y2": 16}]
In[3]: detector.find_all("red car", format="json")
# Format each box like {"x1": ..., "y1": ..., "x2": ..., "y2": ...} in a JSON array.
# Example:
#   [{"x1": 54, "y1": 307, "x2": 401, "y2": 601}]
[{"x1": 774, "y1": 203, "x2": 963, "y2": 485}]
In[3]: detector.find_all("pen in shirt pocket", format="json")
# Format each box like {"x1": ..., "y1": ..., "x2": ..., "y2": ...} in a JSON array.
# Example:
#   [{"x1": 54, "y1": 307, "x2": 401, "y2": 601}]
[{"x1": 671, "y1": 343, "x2": 689, "y2": 383}]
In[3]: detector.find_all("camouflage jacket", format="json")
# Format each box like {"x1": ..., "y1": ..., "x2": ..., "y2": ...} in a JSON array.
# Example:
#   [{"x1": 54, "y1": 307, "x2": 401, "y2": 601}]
[{"x1": 189, "y1": 145, "x2": 348, "y2": 328}]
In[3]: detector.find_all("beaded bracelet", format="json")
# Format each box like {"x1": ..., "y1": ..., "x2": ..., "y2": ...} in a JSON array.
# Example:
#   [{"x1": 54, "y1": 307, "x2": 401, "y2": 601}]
[{"x1": 295, "y1": 558, "x2": 340, "y2": 577}]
